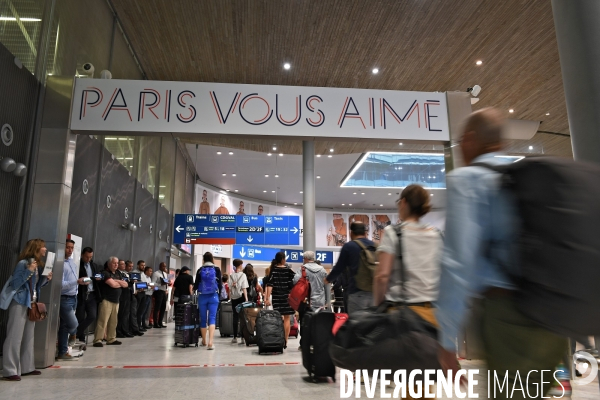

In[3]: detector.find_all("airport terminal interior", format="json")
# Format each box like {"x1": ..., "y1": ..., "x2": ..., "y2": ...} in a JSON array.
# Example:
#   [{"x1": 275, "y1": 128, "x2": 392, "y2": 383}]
[{"x1": 0, "y1": 0, "x2": 599, "y2": 398}]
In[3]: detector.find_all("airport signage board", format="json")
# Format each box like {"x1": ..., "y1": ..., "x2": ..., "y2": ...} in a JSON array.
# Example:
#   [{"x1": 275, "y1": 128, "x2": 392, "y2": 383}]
[
  {"x1": 232, "y1": 245, "x2": 333, "y2": 265},
  {"x1": 70, "y1": 79, "x2": 449, "y2": 141},
  {"x1": 173, "y1": 214, "x2": 300, "y2": 245}
]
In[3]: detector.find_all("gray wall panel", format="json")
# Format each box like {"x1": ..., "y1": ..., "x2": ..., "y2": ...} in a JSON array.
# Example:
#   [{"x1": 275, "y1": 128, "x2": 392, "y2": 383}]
[
  {"x1": 67, "y1": 135, "x2": 102, "y2": 247},
  {"x1": 185, "y1": 168, "x2": 194, "y2": 214},
  {"x1": 95, "y1": 148, "x2": 135, "y2": 264},
  {"x1": 154, "y1": 206, "x2": 171, "y2": 267},
  {"x1": 132, "y1": 183, "x2": 157, "y2": 267}
]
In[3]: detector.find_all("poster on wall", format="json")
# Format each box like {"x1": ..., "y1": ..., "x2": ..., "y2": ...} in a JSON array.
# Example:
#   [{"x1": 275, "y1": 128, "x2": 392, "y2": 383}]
[
  {"x1": 213, "y1": 193, "x2": 231, "y2": 215},
  {"x1": 371, "y1": 215, "x2": 393, "y2": 246},
  {"x1": 251, "y1": 203, "x2": 269, "y2": 216},
  {"x1": 198, "y1": 188, "x2": 211, "y2": 214},
  {"x1": 325, "y1": 213, "x2": 348, "y2": 247},
  {"x1": 348, "y1": 214, "x2": 370, "y2": 239}
]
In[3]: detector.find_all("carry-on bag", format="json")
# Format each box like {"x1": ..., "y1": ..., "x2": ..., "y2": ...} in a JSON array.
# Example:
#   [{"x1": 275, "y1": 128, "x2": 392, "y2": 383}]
[
  {"x1": 174, "y1": 303, "x2": 199, "y2": 348},
  {"x1": 240, "y1": 307, "x2": 261, "y2": 346},
  {"x1": 219, "y1": 301, "x2": 234, "y2": 337},
  {"x1": 256, "y1": 309, "x2": 285, "y2": 354},
  {"x1": 301, "y1": 310, "x2": 337, "y2": 381}
]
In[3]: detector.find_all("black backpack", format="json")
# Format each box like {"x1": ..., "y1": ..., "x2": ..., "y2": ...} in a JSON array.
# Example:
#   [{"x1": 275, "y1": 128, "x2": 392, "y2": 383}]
[{"x1": 473, "y1": 157, "x2": 600, "y2": 336}]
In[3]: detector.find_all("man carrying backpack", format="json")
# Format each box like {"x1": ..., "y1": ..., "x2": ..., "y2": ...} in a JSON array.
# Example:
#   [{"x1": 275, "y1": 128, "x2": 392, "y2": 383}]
[
  {"x1": 228, "y1": 259, "x2": 248, "y2": 344},
  {"x1": 325, "y1": 222, "x2": 376, "y2": 316},
  {"x1": 436, "y1": 108, "x2": 567, "y2": 397}
]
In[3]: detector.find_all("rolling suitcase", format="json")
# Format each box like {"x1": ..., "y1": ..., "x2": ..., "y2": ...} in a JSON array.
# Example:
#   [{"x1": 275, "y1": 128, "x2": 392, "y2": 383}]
[
  {"x1": 174, "y1": 303, "x2": 199, "y2": 348},
  {"x1": 219, "y1": 301, "x2": 234, "y2": 337},
  {"x1": 256, "y1": 309, "x2": 285, "y2": 354},
  {"x1": 301, "y1": 311, "x2": 336, "y2": 381},
  {"x1": 240, "y1": 307, "x2": 260, "y2": 346}
]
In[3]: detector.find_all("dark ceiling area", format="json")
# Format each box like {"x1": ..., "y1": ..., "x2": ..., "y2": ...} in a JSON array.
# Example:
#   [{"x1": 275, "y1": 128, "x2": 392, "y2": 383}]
[{"x1": 111, "y1": 0, "x2": 571, "y2": 156}]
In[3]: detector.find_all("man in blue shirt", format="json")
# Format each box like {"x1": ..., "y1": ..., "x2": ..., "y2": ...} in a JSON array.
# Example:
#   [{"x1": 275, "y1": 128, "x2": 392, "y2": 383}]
[
  {"x1": 325, "y1": 222, "x2": 376, "y2": 315},
  {"x1": 57, "y1": 239, "x2": 90, "y2": 361},
  {"x1": 436, "y1": 108, "x2": 566, "y2": 397}
]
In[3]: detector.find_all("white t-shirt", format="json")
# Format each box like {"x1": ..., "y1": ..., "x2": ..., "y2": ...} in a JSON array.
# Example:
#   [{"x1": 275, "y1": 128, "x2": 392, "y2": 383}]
[
  {"x1": 229, "y1": 271, "x2": 249, "y2": 300},
  {"x1": 377, "y1": 222, "x2": 442, "y2": 303}
]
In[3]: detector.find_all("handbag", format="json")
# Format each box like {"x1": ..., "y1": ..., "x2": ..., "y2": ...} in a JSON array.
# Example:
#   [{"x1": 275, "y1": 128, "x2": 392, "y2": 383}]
[
  {"x1": 28, "y1": 276, "x2": 47, "y2": 322},
  {"x1": 329, "y1": 226, "x2": 441, "y2": 372}
]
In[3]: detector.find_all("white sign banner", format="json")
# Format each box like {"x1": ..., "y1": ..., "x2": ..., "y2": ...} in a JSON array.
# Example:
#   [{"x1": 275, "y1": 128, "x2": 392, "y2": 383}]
[{"x1": 70, "y1": 79, "x2": 449, "y2": 141}]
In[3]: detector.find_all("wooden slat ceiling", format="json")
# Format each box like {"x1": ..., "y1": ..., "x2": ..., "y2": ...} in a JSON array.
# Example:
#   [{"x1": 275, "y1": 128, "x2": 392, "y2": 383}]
[{"x1": 112, "y1": 0, "x2": 572, "y2": 157}]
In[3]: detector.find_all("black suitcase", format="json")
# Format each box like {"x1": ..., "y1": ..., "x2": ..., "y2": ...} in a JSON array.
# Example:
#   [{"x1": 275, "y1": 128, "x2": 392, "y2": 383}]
[
  {"x1": 174, "y1": 303, "x2": 199, "y2": 348},
  {"x1": 219, "y1": 301, "x2": 234, "y2": 337},
  {"x1": 301, "y1": 311, "x2": 336, "y2": 381},
  {"x1": 256, "y1": 309, "x2": 285, "y2": 354}
]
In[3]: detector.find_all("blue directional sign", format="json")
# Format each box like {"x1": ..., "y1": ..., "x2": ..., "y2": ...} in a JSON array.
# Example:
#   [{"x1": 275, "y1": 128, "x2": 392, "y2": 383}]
[
  {"x1": 281, "y1": 249, "x2": 334, "y2": 264},
  {"x1": 174, "y1": 214, "x2": 300, "y2": 246},
  {"x1": 233, "y1": 245, "x2": 280, "y2": 262}
]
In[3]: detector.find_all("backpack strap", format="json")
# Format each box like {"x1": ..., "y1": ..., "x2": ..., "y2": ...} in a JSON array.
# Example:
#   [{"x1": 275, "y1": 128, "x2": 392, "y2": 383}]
[
  {"x1": 353, "y1": 239, "x2": 376, "y2": 264},
  {"x1": 392, "y1": 224, "x2": 407, "y2": 303}
]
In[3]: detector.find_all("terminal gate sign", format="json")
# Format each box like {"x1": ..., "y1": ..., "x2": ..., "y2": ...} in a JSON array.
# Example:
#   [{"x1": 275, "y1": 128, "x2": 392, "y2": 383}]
[{"x1": 173, "y1": 214, "x2": 300, "y2": 246}]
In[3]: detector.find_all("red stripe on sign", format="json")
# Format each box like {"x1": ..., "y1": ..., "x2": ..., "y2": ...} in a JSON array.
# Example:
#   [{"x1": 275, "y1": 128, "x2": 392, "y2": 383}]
[
  {"x1": 285, "y1": 362, "x2": 300, "y2": 365},
  {"x1": 245, "y1": 363, "x2": 265, "y2": 366},
  {"x1": 95, "y1": 366, "x2": 104, "y2": 369},
  {"x1": 265, "y1": 363, "x2": 283, "y2": 366}
]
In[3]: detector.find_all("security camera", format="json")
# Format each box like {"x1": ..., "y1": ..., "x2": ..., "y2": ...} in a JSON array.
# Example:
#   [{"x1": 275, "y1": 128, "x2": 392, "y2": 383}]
[
  {"x1": 467, "y1": 85, "x2": 482, "y2": 97},
  {"x1": 82, "y1": 63, "x2": 95, "y2": 76}
]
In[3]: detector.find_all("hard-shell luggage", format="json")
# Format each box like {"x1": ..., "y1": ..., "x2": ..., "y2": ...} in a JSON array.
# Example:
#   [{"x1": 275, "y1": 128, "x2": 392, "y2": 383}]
[
  {"x1": 301, "y1": 311, "x2": 336, "y2": 381},
  {"x1": 289, "y1": 314, "x2": 299, "y2": 338},
  {"x1": 219, "y1": 301, "x2": 234, "y2": 337},
  {"x1": 174, "y1": 303, "x2": 199, "y2": 348},
  {"x1": 256, "y1": 309, "x2": 285, "y2": 354},
  {"x1": 240, "y1": 307, "x2": 261, "y2": 346}
]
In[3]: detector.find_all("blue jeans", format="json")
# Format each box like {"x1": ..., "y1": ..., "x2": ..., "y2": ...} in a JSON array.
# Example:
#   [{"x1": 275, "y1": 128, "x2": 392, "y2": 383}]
[
  {"x1": 198, "y1": 293, "x2": 219, "y2": 328},
  {"x1": 58, "y1": 295, "x2": 78, "y2": 355}
]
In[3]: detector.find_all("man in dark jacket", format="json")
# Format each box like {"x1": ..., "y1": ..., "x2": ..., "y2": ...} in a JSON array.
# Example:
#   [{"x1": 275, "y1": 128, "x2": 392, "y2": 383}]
[{"x1": 76, "y1": 247, "x2": 103, "y2": 342}]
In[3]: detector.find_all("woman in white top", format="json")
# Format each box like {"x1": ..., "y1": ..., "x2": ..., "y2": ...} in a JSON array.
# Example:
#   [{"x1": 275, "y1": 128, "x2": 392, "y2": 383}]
[{"x1": 374, "y1": 184, "x2": 442, "y2": 316}]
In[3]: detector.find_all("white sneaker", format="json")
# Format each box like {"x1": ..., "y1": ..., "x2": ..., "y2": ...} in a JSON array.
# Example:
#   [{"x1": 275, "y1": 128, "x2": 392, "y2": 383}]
[{"x1": 231, "y1": 338, "x2": 238, "y2": 344}]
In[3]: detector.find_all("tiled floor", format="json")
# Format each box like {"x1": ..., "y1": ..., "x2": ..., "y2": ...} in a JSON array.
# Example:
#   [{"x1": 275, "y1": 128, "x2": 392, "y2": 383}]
[{"x1": 1, "y1": 324, "x2": 598, "y2": 399}]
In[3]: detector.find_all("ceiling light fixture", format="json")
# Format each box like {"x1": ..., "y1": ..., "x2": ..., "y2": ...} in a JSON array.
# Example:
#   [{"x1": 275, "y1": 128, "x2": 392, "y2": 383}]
[
  {"x1": 316, "y1": 155, "x2": 321, "y2": 158},
  {"x1": 283, "y1": 63, "x2": 291, "y2": 70},
  {"x1": 267, "y1": 153, "x2": 272, "y2": 156},
  {"x1": 226, "y1": 189, "x2": 230, "y2": 192},
  {"x1": 349, "y1": 204, "x2": 353, "y2": 206},
  {"x1": 275, "y1": 174, "x2": 279, "y2": 178},
  {"x1": 263, "y1": 190, "x2": 267, "y2": 193},
  {"x1": 399, "y1": 142, "x2": 403, "y2": 146},
  {"x1": 279, "y1": 153, "x2": 283, "y2": 157},
  {"x1": 217, "y1": 151, "x2": 222, "y2": 155},
  {"x1": 294, "y1": 203, "x2": 298, "y2": 205},
  {"x1": 234, "y1": 189, "x2": 238, "y2": 192},
  {"x1": 265, "y1": 174, "x2": 269, "y2": 177},
  {"x1": 316, "y1": 175, "x2": 321, "y2": 179},
  {"x1": 330, "y1": 148, "x2": 334, "y2": 152},
  {"x1": 476, "y1": 60, "x2": 483, "y2": 66},
  {"x1": 353, "y1": 192, "x2": 357, "y2": 195},
  {"x1": 361, "y1": 193, "x2": 365, "y2": 195},
  {"x1": 430, "y1": 194, "x2": 434, "y2": 196},
  {"x1": 546, "y1": 113, "x2": 550, "y2": 116},
  {"x1": 388, "y1": 193, "x2": 392, "y2": 195},
  {"x1": 228, "y1": 151, "x2": 234, "y2": 155},
  {"x1": 342, "y1": 204, "x2": 345, "y2": 206},
  {"x1": 222, "y1": 173, "x2": 226, "y2": 176},
  {"x1": 509, "y1": 109, "x2": 514, "y2": 113},
  {"x1": 232, "y1": 173, "x2": 237, "y2": 177},
  {"x1": 380, "y1": 204, "x2": 383, "y2": 207},
  {"x1": 300, "y1": 191, "x2": 303, "y2": 194},
  {"x1": 529, "y1": 146, "x2": 533, "y2": 150},
  {"x1": 328, "y1": 155, "x2": 332, "y2": 158},
  {"x1": 273, "y1": 146, "x2": 277, "y2": 151},
  {"x1": 0, "y1": 17, "x2": 42, "y2": 22},
  {"x1": 372, "y1": 68, "x2": 379, "y2": 74},
  {"x1": 271, "y1": 190, "x2": 276, "y2": 193}
]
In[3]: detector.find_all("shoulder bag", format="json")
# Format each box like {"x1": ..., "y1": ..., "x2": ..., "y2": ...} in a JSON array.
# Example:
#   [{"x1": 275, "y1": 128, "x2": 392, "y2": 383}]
[
  {"x1": 28, "y1": 277, "x2": 47, "y2": 322},
  {"x1": 328, "y1": 225, "x2": 441, "y2": 372}
]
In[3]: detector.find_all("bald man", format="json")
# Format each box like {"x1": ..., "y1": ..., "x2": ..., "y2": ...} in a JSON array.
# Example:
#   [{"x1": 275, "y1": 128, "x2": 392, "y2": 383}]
[{"x1": 436, "y1": 108, "x2": 566, "y2": 398}]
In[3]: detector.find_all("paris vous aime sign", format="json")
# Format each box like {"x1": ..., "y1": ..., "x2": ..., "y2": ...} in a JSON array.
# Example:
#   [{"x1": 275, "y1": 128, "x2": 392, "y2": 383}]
[{"x1": 70, "y1": 79, "x2": 449, "y2": 141}]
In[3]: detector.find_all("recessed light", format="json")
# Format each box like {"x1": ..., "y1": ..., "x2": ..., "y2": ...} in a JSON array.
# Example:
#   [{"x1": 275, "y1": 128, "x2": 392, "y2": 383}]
[
  {"x1": 283, "y1": 63, "x2": 291, "y2": 70},
  {"x1": 271, "y1": 190, "x2": 276, "y2": 193},
  {"x1": 399, "y1": 142, "x2": 403, "y2": 146},
  {"x1": 263, "y1": 190, "x2": 267, "y2": 193},
  {"x1": 226, "y1": 189, "x2": 230, "y2": 192},
  {"x1": 229, "y1": 151, "x2": 234, "y2": 155},
  {"x1": 316, "y1": 155, "x2": 321, "y2": 158},
  {"x1": 380, "y1": 204, "x2": 383, "y2": 207},
  {"x1": 265, "y1": 174, "x2": 269, "y2": 177},
  {"x1": 294, "y1": 203, "x2": 298, "y2": 205},
  {"x1": 342, "y1": 204, "x2": 345, "y2": 206},
  {"x1": 267, "y1": 153, "x2": 272, "y2": 156},
  {"x1": 476, "y1": 60, "x2": 483, "y2": 66},
  {"x1": 361, "y1": 193, "x2": 365, "y2": 195},
  {"x1": 546, "y1": 113, "x2": 550, "y2": 116},
  {"x1": 441, "y1": 168, "x2": 445, "y2": 172},
  {"x1": 509, "y1": 109, "x2": 514, "y2": 113},
  {"x1": 388, "y1": 193, "x2": 392, "y2": 195},
  {"x1": 217, "y1": 151, "x2": 222, "y2": 155},
  {"x1": 300, "y1": 191, "x2": 303, "y2": 194},
  {"x1": 284, "y1": 206, "x2": 287, "y2": 208},
  {"x1": 220, "y1": 190, "x2": 226, "y2": 194},
  {"x1": 316, "y1": 175, "x2": 321, "y2": 179},
  {"x1": 353, "y1": 192, "x2": 357, "y2": 195},
  {"x1": 328, "y1": 155, "x2": 332, "y2": 158},
  {"x1": 222, "y1": 173, "x2": 226, "y2": 176},
  {"x1": 279, "y1": 153, "x2": 283, "y2": 157},
  {"x1": 234, "y1": 190, "x2": 238, "y2": 192},
  {"x1": 349, "y1": 204, "x2": 352, "y2": 206},
  {"x1": 232, "y1": 173, "x2": 237, "y2": 177},
  {"x1": 372, "y1": 68, "x2": 379, "y2": 74},
  {"x1": 273, "y1": 146, "x2": 277, "y2": 151},
  {"x1": 430, "y1": 194, "x2": 434, "y2": 196},
  {"x1": 275, "y1": 174, "x2": 279, "y2": 178},
  {"x1": 529, "y1": 146, "x2": 533, "y2": 150},
  {"x1": 330, "y1": 148, "x2": 334, "y2": 152}
]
